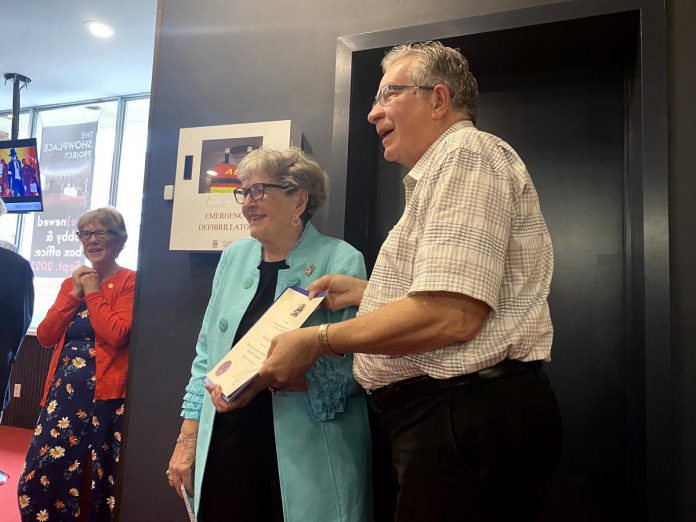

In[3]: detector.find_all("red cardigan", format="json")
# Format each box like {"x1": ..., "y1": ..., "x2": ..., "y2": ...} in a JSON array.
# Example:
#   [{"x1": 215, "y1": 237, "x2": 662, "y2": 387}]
[{"x1": 37, "y1": 268, "x2": 136, "y2": 405}]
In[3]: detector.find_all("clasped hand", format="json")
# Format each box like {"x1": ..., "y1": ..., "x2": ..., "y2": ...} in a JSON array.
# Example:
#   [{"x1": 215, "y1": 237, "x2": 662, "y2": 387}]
[{"x1": 71, "y1": 266, "x2": 100, "y2": 297}]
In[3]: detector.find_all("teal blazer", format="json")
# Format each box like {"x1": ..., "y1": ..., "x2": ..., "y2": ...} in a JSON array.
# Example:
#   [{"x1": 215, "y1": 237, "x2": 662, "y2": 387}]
[{"x1": 181, "y1": 222, "x2": 373, "y2": 521}]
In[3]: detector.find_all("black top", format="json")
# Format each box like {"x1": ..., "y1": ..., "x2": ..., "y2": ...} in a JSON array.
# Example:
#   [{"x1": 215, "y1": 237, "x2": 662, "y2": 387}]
[
  {"x1": 232, "y1": 259, "x2": 288, "y2": 345},
  {"x1": 199, "y1": 259, "x2": 288, "y2": 521}
]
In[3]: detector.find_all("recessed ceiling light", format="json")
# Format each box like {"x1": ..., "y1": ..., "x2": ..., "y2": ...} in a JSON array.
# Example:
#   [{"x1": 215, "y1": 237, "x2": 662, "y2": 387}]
[{"x1": 84, "y1": 21, "x2": 116, "y2": 38}]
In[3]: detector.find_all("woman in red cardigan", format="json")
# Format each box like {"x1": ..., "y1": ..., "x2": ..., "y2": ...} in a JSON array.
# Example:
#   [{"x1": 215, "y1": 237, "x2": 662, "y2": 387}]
[{"x1": 18, "y1": 207, "x2": 135, "y2": 522}]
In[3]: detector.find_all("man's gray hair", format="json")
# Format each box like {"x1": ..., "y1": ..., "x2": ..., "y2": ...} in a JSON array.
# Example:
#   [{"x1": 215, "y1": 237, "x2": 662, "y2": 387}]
[
  {"x1": 382, "y1": 41, "x2": 479, "y2": 124},
  {"x1": 236, "y1": 147, "x2": 328, "y2": 223}
]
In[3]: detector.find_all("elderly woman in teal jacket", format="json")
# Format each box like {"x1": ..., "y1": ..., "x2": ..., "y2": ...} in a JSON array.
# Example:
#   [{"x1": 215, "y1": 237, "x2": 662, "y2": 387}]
[{"x1": 167, "y1": 147, "x2": 373, "y2": 522}]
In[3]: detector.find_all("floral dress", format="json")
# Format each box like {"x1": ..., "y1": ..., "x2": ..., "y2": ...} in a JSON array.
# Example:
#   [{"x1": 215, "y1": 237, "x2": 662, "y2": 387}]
[{"x1": 18, "y1": 302, "x2": 124, "y2": 522}]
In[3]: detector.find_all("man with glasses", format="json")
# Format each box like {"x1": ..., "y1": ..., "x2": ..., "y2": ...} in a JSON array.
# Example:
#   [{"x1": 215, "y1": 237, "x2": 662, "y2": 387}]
[{"x1": 254, "y1": 41, "x2": 562, "y2": 521}]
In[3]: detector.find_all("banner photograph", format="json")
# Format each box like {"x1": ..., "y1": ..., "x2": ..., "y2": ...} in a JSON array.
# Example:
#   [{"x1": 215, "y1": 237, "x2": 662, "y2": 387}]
[{"x1": 29, "y1": 122, "x2": 98, "y2": 278}]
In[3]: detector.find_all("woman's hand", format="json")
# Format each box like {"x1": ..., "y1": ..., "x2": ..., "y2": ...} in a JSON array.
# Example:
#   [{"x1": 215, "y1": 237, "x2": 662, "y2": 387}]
[
  {"x1": 204, "y1": 379, "x2": 269, "y2": 412},
  {"x1": 167, "y1": 420, "x2": 199, "y2": 500},
  {"x1": 80, "y1": 271, "x2": 101, "y2": 295},
  {"x1": 70, "y1": 266, "x2": 95, "y2": 297},
  {"x1": 307, "y1": 274, "x2": 367, "y2": 311}
]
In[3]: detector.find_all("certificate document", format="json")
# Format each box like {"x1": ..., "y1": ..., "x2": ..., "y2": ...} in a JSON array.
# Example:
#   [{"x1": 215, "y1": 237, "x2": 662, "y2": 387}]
[
  {"x1": 205, "y1": 287, "x2": 325, "y2": 400},
  {"x1": 181, "y1": 484, "x2": 196, "y2": 522}
]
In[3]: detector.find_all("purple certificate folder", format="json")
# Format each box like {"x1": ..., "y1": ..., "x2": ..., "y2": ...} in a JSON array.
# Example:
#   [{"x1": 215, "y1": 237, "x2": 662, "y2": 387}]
[{"x1": 205, "y1": 287, "x2": 327, "y2": 401}]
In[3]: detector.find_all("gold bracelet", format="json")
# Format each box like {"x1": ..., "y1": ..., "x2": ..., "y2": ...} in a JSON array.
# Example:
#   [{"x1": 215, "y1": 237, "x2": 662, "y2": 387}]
[
  {"x1": 176, "y1": 436, "x2": 197, "y2": 444},
  {"x1": 317, "y1": 323, "x2": 344, "y2": 358}
]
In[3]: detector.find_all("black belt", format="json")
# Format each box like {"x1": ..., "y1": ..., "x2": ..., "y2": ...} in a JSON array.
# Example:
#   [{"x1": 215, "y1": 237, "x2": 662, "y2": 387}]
[{"x1": 368, "y1": 359, "x2": 543, "y2": 412}]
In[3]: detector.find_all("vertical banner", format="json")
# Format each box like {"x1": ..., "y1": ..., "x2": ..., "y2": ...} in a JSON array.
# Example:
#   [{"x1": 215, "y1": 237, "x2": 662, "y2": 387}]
[{"x1": 29, "y1": 122, "x2": 98, "y2": 277}]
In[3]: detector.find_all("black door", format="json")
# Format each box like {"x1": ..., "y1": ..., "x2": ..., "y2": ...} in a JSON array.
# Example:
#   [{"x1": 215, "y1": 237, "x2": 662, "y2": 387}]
[{"x1": 347, "y1": 58, "x2": 634, "y2": 522}]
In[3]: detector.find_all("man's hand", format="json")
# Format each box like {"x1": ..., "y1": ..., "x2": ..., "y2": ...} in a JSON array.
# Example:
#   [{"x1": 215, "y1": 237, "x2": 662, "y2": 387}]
[
  {"x1": 260, "y1": 327, "x2": 326, "y2": 388},
  {"x1": 307, "y1": 274, "x2": 367, "y2": 311}
]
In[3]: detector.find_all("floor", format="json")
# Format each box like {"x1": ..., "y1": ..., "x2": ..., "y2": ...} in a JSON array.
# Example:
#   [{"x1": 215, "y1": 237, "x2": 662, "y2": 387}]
[{"x1": 0, "y1": 425, "x2": 32, "y2": 522}]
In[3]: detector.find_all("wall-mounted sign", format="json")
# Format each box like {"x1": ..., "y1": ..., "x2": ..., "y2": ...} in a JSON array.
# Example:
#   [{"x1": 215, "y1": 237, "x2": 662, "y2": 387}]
[{"x1": 169, "y1": 120, "x2": 301, "y2": 251}]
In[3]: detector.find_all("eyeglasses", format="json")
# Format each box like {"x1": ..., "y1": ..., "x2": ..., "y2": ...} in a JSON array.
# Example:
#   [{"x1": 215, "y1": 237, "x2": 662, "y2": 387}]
[
  {"x1": 76, "y1": 229, "x2": 114, "y2": 241},
  {"x1": 372, "y1": 84, "x2": 436, "y2": 107},
  {"x1": 233, "y1": 183, "x2": 294, "y2": 204}
]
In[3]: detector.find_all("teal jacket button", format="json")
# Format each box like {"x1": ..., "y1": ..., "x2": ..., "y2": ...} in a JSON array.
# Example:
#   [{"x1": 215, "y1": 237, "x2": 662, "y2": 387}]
[
  {"x1": 218, "y1": 318, "x2": 228, "y2": 331},
  {"x1": 287, "y1": 277, "x2": 300, "y2": 287},
  {"x1": 243, "y1": 277, "x2": 253, "y2": 289}
]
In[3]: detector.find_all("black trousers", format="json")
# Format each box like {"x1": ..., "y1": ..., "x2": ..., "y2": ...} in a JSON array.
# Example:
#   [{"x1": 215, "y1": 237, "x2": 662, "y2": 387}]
[
  {"x1": 197, "y1": 389, "x2": 284, "y2": 522},
  {"x1": 371, "y1": 367, "x2": 562, "y2": 522}
]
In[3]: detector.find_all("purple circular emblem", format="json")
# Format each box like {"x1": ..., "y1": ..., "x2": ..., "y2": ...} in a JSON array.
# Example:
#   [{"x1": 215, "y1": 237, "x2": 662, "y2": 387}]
[{"x1": 216, "y1": 360, "x2": 232, "y2": 376}]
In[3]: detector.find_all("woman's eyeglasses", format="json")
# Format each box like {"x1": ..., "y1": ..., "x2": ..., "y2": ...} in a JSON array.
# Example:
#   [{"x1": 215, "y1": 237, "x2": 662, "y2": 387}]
[
  {"x1": 233, "y1": 183, "x2": 294, "y2": 204},
  {"x1": 76, "y1": 229, "x2": 114, "y2": 241}
]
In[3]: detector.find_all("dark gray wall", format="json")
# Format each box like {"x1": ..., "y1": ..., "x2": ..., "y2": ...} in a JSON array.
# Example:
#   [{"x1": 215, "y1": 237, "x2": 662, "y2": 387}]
[
  {"x1": 668, "y1": 0, "x2": 696, "y2": 520},
  {"x1": 119, "y1": 0, "x2": 696, "y2": 520}
]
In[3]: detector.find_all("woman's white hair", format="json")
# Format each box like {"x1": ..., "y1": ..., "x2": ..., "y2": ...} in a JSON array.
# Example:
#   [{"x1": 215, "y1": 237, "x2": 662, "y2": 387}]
[
  {"x1": 77, "y1": 207, "x2": 128, "y2": 252},
  {"x1": 236, "y1": 147, "x2": 328, "y2": 223}
]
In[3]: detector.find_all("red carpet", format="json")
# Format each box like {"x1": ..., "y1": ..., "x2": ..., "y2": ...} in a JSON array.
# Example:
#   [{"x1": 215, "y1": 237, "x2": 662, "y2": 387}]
[{"x1": 0, "y1": 425, "x2": 32, "y2": 522}]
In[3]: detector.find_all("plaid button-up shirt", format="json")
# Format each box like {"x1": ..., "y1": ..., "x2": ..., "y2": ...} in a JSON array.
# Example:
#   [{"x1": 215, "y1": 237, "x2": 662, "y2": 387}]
[{"x1": 354, "y1": 121, "x2": 554, "y2": 390}]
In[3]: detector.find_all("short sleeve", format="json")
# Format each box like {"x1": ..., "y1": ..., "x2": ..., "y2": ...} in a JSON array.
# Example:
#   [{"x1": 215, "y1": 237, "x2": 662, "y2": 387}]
[{"x1": 409, "y1": 146, "x2": 513, "y2": 311}]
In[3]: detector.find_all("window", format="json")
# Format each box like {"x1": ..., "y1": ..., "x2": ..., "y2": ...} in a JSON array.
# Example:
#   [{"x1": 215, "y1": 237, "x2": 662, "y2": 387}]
[
  {"x1": 0, "y1": 110, "x2": 31, "y2": 138},
  {"x1": 0, "y1": 96, "x2": 149, "y2": 330},
  {"x1": 115, "y1": 98, "x2": 150, "y2": 269}
]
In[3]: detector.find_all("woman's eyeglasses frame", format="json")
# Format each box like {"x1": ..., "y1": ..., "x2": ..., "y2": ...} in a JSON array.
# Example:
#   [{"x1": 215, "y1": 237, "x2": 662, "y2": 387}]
[
  {"x1": 76, "y1": 229, "x2": 115, "y2": 241},
  {"x1": 233, "y1": 183, "x2": 294, "y2": 204}
]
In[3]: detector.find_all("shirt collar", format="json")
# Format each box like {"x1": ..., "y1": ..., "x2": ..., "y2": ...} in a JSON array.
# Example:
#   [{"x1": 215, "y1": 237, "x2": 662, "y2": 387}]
[{"x1": 405, "y1": 120, "x2": 474, "y2": 184}]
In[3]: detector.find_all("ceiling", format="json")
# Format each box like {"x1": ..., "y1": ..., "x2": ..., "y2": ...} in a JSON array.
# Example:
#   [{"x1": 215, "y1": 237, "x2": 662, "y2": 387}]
[{"x1": 0, "y1": 0, "x2": 158, "y2": 112}]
